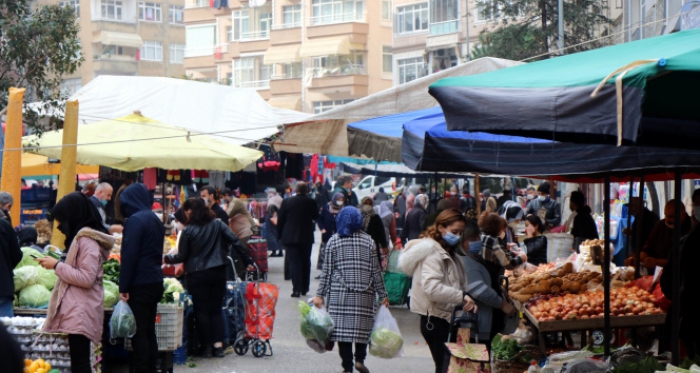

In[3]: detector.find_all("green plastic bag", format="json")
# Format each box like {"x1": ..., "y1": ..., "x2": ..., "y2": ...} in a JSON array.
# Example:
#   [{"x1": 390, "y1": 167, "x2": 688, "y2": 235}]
[{"x1": 383, "y1": 271, "x2": 410, "y2": 306}]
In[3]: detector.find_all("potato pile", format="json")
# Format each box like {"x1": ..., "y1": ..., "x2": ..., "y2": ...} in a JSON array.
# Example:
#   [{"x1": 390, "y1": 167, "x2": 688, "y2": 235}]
[{"x1": 509, "y1": 262, "x2": 606, "y2": 303}]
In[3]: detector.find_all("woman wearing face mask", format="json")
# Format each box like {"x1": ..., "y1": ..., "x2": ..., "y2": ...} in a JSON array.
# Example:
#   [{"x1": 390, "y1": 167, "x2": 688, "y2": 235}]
[
  {"x1": 315, "y1": 193, "x2": 344, "y2": 278},
  {"x1": 499, "y1": 201, "x2": 524, "y2": 245},
  {"x1": 360, "y1": 197, "x2": 388, "y2": 265},
  {"x1": 523, "y1": 215, "x2": 548, "y2": 265},
  {"x1": 398, "y1": 209, "x2": 477, "y2": 373},
  {"x1": 479, "y1": 212, "x2": 527, "y2": 275}
]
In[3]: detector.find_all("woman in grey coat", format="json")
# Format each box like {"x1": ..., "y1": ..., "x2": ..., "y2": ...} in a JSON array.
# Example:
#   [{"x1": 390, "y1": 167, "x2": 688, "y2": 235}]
[{"x1": 313, "y1": 207, "x2": 389, "y2": 373}]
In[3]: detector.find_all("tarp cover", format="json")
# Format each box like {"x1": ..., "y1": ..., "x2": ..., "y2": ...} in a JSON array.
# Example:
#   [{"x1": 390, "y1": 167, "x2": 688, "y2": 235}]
[
  {"x1": 70, "y1": 76, "x2": 311, "y2": 146},
  {"x1": 429, "y1": 28, "x2": 700, "y2": 148},
  {"x1": 21, "y1": 153, "x2": 99, "y2": 177},
  {"x1": 273, "y1": 57, "x2": 522, "y2": 157}
]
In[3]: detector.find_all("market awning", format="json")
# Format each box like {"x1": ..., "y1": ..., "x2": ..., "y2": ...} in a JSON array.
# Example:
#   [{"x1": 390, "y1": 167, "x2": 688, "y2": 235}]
[
  {"x1": 264, "y1": 45, "x2": 301, "y2": 65},
  {"x1": 21, "y1": 153, "x2": 99, "y2": 177},
  {"x1": 23, "y1": 113, "x2": 263, "y2": 172},
  {"x1": 298, "y1": 36, "x2": 365, "y2": 58},
  {"x1": 267, "y1": 96, "x2": 301, "y2": 111},
  {"x1": 94, "y1": 31, "x2": 144, "y2": 48}
]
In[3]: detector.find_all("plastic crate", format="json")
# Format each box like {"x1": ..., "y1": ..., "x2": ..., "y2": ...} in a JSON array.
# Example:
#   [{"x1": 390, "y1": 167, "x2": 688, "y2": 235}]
[
  {"x1": 173, "y1": 343, "x2": 187, "y2": 365},
  {"x1": 125, "y1": 303, "x2": 184, "y2": 351}
]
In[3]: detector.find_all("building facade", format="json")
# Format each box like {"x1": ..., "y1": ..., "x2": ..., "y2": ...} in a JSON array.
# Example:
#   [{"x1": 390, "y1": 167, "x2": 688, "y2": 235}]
[
  {"x1": 183, "y1": 0, "x2": 394, "y2": 113},
  {"x1": 44, "y1": 0, "x2": 186, "y2": 96}
]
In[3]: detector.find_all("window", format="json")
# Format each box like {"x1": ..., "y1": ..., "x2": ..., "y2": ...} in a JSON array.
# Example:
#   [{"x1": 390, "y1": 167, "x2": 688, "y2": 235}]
[
  {"x1": 382, "y1": 1, "x2": 392, "y2": 21},
  {"x1": 140, "y1": 41, "x2": 163, "y2": 61},
  {"x1": 311, "y1": 0, "x2": 364, "y2": 25},
  {"x1": 233, "y1": 8, "x2": 271, "y2": 40},
  {"x1": 382, "y1": 46, "x2": 392, "y2": 73},
  {"x1": 170, "y1": 43, "x2": 185, "y2": 63},
  {"x1": 475, "y1": 0, "x2": 498, "y2": 22},
  {"x1": 280, "y1": 62, "x2": 302, "y2": 79},
  {"x1": 430, "y1": 0, "x2": 459, "y2": 35},
  {"x1": 185, "y1": 25, "x2": 217, "y2": 57},
  {"x1": 233, "y1": 56, "x2": 270, "y2": 89},
  {"x1": 227, "y1": 26, "x2": 233, "y2": 42},
  {"x1": 312, "y1": 52, "x2": 365, "y2": 77},
  {"x1": 313, "y1": 99, "x2": 355, "y2": 114},
  {"x1": 397, "y1": 57, "x2": 425, "y2": 84},
  {"x1": 59, "y1": 0, "x2": 80, "y2": 18},
  {"x1": 395, "y1": 3, "x2": 429, "y2": 34},
  {"x1": 101, "y1": 0, "x2": 123, "y2": 20},
  {"x1": 139, "y1": 2, "x2": 162, "y2": 22},
  {"x1": 282, "y1": 5, "x2": 302, "y2": 28},
  {"x1": 61, "y1": 78, "x2": 82, "y2": 97},
  {"x1": 169, "y1": 5, "x2": 184, "y2": 24}
]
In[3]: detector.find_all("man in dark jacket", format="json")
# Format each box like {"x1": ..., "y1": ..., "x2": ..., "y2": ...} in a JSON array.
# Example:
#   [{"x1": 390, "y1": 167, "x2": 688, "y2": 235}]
[
  {"x1": 623, "y1": 197, "x2": 660, "y2": 259},
  {"x1": 0, "y1": 218, "x2": 21, "y2": 317},
  {"x1": 0, "y1": 191, "x2": 14, "y2": 228},
  {"x1": 314, "y1": 182, "x2": 330, "y2": 211},
  {"x1": 201, "y1": 186, "x2": 229, "y2": 225},
  {"x1": 119, "y1": 183, "x2": 165, "y2": 373},
  {"x1": 569, "y1": 191, "x2": 599, "y2": 251},
  {"x1": 277, "y1": 182, "x2": 319, "y2": 297},
  {"x1": 525, "y1": 182, "x2": 561, "y2": 229}
]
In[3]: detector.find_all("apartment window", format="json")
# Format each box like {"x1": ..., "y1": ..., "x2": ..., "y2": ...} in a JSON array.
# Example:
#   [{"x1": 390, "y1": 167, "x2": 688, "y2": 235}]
[
  {"x1": 397, "y1": 57, "x2": 425, "y2": 84},
  {"x1": 61, "y1": 78, "x2": 82, "y2": 97},
  {"x1": 227, "y1": 26, "x2": 233, "y2": 42},
  {"x1": 282, "y1": 62, "x2": 303, "y2": 78},
  {"x1": 430, "y1": 0, "x2": 459, "y2": 35},
  {"x1": 233, "y1": 56, "x2": 270, "y2": 89},
  {"x1": 311, "y1": 0, "x2": 364, "y2": 25},
  {"x1": 313, "y1": 99, "x2": 355, "y2": 114},
  {"x1": 170, "y1": 43, "x2": 185, "y2": 63},
  {"x1": 475, "y1": 0, "x2": 498, "y2": 22},
  {"x1": 101, "y1": 0, "x2": 123, "y2": 20},
  {"x1": 312, "y1": 52, "x2": 365, "y2": 77},
  {"x1": 185, "y1": 24, "x2": 217, "y2": 57},
  {"x1": 282, "y1": 5, "x2": 302, "y2": 27},
  {"x1": 169, "y1": 5, "x2": 184, "y2": 24},
  {"x1": 382, "y1": 1, "x2": 392, "y2": 21},
  {"x1": 382, "y1": 46, "x2": 392, "y2": 73},
  {"x1": 139, "y1": 2, "x2": 162, "y2": 22},
  {"x1": 395, "y1": 3, "x2": 429, "y2": 34},
  {"x1": 140, "y1": 41, "x2": 163, "y2": 61},
  {"x1": 59, "y1": 0, "x2": 80, "y2": 18},
  {"x1": 233, "y1": 8, "x2": 271, "y2": 40}
]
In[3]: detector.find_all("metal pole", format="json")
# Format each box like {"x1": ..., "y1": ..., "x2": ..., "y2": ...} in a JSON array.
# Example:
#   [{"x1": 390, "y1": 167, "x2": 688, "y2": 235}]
[
  {"x1": 603, "y1": 175, "x2": 611, "y2": 356},
  {"x1": 634, "y1": 175, "x2": 645, "y2": 279},
  {"x1": 625, "y1": 177, "x2": 634, "y2": 259},
  {"x1": 558, "y1": 0, "x2": 564, "y2": 53},
  {"x1": 671, "y1": 171, "x2": 682, "y2": 365}
]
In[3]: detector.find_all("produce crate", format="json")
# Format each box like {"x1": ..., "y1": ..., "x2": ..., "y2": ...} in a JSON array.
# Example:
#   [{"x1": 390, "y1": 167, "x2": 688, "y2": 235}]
[{"x1": 125, "y1": 303, "x2": 184, "y2": 351}]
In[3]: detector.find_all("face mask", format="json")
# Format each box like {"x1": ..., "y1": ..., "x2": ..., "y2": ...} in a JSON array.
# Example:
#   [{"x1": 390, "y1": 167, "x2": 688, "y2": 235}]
[
  {"x1": 665, "y1": 221, "x2": 674, "y2": 230},
  {"x1": 362, "y1": 205, "x2": 373, "y2": 213},
  {"x1": 101, "y1": 199, "x2": 108, "y2": 207},
  {"x1": 468, "y1": 241, "x2": 483, "y2": 255},
  {"x1": 336, "y1": 201, "x2": 344, "y2": 207},
  {"x1": 694, "y1": 206, "x2": 700, "y2": 222},
  {"x1": 443, "y1": 232, "x2": 461, "y2": 246},
  {"x1": 538, "y1": 195, "x2": 547, "y2": 202},
  {"x1": 527, "y1": 194, "x2": 535, "y2": 200}
]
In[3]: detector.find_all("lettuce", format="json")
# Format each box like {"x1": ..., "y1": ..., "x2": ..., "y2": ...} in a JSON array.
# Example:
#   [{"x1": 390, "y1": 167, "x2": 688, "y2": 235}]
[
  {"x1": 36, "y1": 268, "x2": 58, "y2": 290},
  {"x1": 19, "y1": 284, "x2": 51, "y2": 308},
  {"x1": 370, "y1": 328, "x2": 404, "y2": 359},
  {"x1": 16, "y1": 247, "x2": 43, "y2": 268},
  {"x1": 13, "y1": 266, "x2": 39, "y2": 291}
]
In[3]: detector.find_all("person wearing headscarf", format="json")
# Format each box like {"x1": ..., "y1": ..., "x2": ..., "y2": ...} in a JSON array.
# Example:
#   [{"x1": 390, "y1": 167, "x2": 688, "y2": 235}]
[
  {"x1": 39, "y1": 192, "x2": 115, "y2": 373},
  {"x1": 315, "y1": 193, "x2": 344, "y2": 277},
  {"x1": 378, "y1": 200, "x2": 398, "y2": 251},
  {"x1": 402, "y1": 194, "x2": 429, "y2": 241},
  {"x1": 500, "y1": 200, "x2": 524, "y2": 244},
  {"x1": 372, "y1": 187, "x2": 389, "y2": 205},
  {"x1": 405, "y1": 193, "x2": 416, "y2": 218},
  {"x1": 313, "y1": 207, "x2": 389, "y2": 373},
  {"x1": 484, "y1": 196, "x2": 498, "y2": 214},
  {"x1": 568, "y1": 191, "x2": 599, "y2": 251},
  {"x1": 314, "y1": 181, "x2": 331, "y2": 211},
  {"x1": 18, "y1": 227, "x2": 42, "y2": 253},
  {"x1": 360, "y1": 197, "x2": 388, "y2": 265}
]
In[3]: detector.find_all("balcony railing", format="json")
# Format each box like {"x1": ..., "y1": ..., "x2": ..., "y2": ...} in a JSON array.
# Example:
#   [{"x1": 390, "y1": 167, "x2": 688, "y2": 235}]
[
  {"x1": 271, "y1": 73, "x2": 302, "y2": 80},
  {"x1": 312, "y1": 64, "x2": 366, "y2": 78},
  {"x1": 429, "y1": 20, "x2": 459, "y2": 35},
  {"x1": 234, "y1": 79, "x2": 270, "y2": 90},
  {"x1": 240, "y1": 29, "x2": 270, "y2": 41},
  {"x1": 184, "y1": 0, "x2": 208, "y2": 9},
  {"x1": 310, "y1": 12, "x2": 366, "y2": 26},
  {"x1": 184, "y1": 44, "x2": 229, "y2": 58},
  {"x1": 272, "y1": 22, "x2": 302, "y2": 30}
]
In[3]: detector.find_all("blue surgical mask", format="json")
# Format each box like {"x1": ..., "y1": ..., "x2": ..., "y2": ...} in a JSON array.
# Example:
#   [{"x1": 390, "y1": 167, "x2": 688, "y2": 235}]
[
  {"x1": 443, "y1": 232, "x2": 461, "y2": 246},
  {"x1": 101, "y1": 199, "x2": 108, "y2": 207},
  {"x1": 468, "y1": 241, "x2": 483, "y2": 255}
]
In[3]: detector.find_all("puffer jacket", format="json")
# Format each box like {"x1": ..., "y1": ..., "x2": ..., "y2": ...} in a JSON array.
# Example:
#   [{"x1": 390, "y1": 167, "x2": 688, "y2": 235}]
[{"x1": 398, "y1": 238, "x2": 468, "y2": 321}]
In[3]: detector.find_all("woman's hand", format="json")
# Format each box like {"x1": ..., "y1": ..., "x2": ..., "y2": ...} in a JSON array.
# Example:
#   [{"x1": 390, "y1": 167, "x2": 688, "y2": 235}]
[
  {"x1": 519, "y1": 253, "x2": 528, "y2": 263},
  {"x1": 381, "y1": 298, "x2": 390, "y2": 308},
  {"x1": 463, "y1": 295, "x2": 478, "y2": 313},
  {"x1": 247, "y1": 264, "x2": 256, "y2": 272},
  {"x1": 312, "y1": 296, "x2": 323, "y2": 309},
  {"x1": 501, "y1": 300, "x2": 516, "y2": 316},
  {"x1": 36, "y1": 257, "x2": 58, "y2": 270}
]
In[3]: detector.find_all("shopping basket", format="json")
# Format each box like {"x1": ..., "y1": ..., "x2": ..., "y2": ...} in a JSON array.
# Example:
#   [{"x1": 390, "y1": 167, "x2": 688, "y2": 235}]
[
  {"x1": 224, "y1": 257, "x2": 248, "y2": 346},
  {"x1": 443, "y1": 306, "x2": 491, "y2": 373},
  {"x1": 233, "y1": 263, "x2": 279, "y2": 358}
]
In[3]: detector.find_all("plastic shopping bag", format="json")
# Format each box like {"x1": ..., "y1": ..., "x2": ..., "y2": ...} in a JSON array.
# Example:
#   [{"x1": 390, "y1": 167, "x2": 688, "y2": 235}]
[
  {"x1": 298, "y1": 301, "x2": 334, "y2": 353},
  {"x1": 110, "y1": 300, "x2": 137, "y2": 339},
  {"x1": 369, "y1": 305, "x2": 404, "y2": 359}
]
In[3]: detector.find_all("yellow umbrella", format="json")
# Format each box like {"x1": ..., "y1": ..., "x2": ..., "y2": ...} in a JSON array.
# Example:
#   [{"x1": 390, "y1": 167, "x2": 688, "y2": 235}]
[
  {"x1": 21, "y1": 153, "x2": 99, "y2": 177},
  {"x1": 23, "y1": 113, "x2": 263, "y2": 172}
]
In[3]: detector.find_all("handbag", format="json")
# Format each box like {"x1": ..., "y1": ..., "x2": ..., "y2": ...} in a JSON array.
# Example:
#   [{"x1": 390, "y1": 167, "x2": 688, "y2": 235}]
[{"x1": 499, "y1": 276, "x2": 521, "y2": 335}]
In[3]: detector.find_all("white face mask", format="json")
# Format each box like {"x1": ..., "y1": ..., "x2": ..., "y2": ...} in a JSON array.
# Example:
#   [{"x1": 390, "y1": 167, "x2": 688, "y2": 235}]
[
  {"x1": 538, "y1": 195, "x2": 547, "y2": 202},
  {"x1": 527, "y1": 194, "x2": 535, "y2": 200},
  {"x1": 336, "y1": 201, "x2": 344, "y2": 207},
  {"x1": 694, "y1": 206, "x2": 700, "y2": 222}
]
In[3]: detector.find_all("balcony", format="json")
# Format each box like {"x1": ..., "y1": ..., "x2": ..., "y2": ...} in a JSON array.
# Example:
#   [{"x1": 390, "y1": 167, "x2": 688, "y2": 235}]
[
  {"x1": 93, "y1": 57, "x2": 139, "y2": 75},
  {"x1": 270, "y1": 77, "x2": 302, "y2": 96},
  {"x1": 309, "y1": 66, "x2": 368, "y2": 96},
  {"x1": 429, "y1": 20, "x2": 459, "y2": 35},
  {"x1": 236, "y1": 80, "x2": 270, "y2": 90},
  {"x1": 184, "y1": 0, "x2": 208, "y2": 9},
  {"x1": 270, "y1": 27, "x2": 302, "y2": 46},
  {"x1": 310, "y1": 12, "x2": 365, "y2": 26},
  {"x1": 307, "y1": 21, "x2": 368, "y2": 42},
  {"x1": 184, "y1": 43, "x2": 229, "y2": 58},
  {"x1": 311, "y1": 64, "x2": 366, "y2": 78}
]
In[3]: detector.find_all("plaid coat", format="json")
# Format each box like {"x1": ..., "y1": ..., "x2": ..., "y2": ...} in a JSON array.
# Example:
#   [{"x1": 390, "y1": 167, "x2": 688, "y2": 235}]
[{"x1": 316, "y1": 231, "x2": 388, "y2": 343}]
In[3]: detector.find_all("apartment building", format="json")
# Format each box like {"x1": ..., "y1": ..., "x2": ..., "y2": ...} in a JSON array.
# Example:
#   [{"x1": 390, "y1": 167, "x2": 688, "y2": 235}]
[
  {"x1": 45, "y1": 0, "x2": 186, "y2": 96},
  {"x1": 183, "y1": 0, "x2": 394, "y2": 113}
]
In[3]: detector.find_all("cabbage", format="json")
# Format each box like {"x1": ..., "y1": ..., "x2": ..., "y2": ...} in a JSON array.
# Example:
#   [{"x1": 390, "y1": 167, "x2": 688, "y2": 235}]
[
  {"x1": 104, "y1": 290, "x2": 118, "y2": 308},
  {"x1": 13, "y1": 294, "x2": 18, "y2": 307},
  {"x1": 19, "y1": 284, "x2": 51, "y2": 308},
  {"x1": 36, "y1": 268, "x2": 58, "y2": 290},
  {"x1": 369, "y1": 327, "x2": 404, "y2": 359},
  {"x1": 13, "y1": 266, "x2": 40, "y2": 291},
  {"x1": 16, "y1": 247, "x2": 43, "y2": 268},
  {"x1": 161, "y1": 278, "x2": 184, "y2": 303},
  {"x1": 297, "y1": 300, "x2": 334, "y2": 345},
  {"x1": 103, "y1": 280, "x2": 119, "y2": 295}
]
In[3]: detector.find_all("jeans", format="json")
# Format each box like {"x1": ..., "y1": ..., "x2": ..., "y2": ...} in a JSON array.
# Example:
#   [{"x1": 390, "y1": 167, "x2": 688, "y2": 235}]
[
  {"x1": 338, "y1": 342, "x2": 367, "y2": 372},
  {"x1": 128, "y1": 282, "x2": 164, "y2": 373},
  {"x1": 287, "y1": 244, "x2": 312, "y2": 294},
  {"x1": 0, "y1": 296, "x2": 14, "y2": 317},
  {"x1": 420, "y1": 315, "x2": 451, "y2": 373},
  {"x1": 187, "y1": 266, "x2": 227, "y2": 348},
  {"x1": 69, "y1": 334, "x2": 92, "y2": 373}
]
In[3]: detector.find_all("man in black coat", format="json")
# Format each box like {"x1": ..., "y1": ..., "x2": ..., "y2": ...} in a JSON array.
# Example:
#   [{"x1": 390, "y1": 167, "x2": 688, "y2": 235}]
[
  {"x1": 0, "y1": 218, "x2": 21, "y2": 317},
  {"x1": 277, "y1": 182, "x2": 319, "y2": 297},
  {"x1": 201, "y1": 186, "x2": 229, "y2": 225}
]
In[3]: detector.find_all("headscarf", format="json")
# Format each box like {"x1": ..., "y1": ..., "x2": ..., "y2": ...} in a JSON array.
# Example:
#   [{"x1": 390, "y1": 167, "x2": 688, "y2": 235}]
[
  {"x1": 379, "y1": 200, "x2": 394, "y2": 218},
  {"x1": 18, "y1": 227, "x2": 38, "y2": 247},
  {"x1": 501, "y1": 200, "x2": 524, "y2": 223},
  {"x1": 360, "y1": 197, "x2": 375, "y2": 230},
  {"x1": 405, "y1": 194, "x2": 416, "y2": 217},
  {"x1": 49, "y1": 192, "x2": 109, "y2": 250},
  {"x1": 415, "y1": 194, "x2": 429, "y2": 210},
  {"x1": 336, "y1": 206, "x2": 363, "y2": 237},
  {"x1": 329, "y1": 192, "x2": 344, "y2": 214}
]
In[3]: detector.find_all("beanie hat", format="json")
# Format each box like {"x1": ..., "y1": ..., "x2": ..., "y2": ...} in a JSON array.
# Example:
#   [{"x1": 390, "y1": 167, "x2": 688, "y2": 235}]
[{"x1": 538, "y1": 182, "x2": 551, "y2": 195}]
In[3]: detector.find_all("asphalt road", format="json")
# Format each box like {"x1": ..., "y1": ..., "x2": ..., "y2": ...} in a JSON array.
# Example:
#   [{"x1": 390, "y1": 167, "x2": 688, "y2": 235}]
[{"x1": 180, "y1": 231, "x2": 436, "y2": 373}]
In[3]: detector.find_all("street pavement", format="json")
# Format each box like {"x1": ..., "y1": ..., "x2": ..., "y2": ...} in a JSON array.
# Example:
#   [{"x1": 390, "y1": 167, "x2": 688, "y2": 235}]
[{"x1": 180, "y1": 230, "x2": 436, "y2": 373}]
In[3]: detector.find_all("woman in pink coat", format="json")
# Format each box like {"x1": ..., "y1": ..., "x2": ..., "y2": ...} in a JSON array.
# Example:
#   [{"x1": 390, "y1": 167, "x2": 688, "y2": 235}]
[{"x1": 37, "y1": 193, "x2": 114, "y2": 373}]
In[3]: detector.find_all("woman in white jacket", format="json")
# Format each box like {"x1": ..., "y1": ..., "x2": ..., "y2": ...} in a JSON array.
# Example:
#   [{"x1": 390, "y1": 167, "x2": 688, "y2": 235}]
[{"x1": 398, "y1": 209, "x2": 477, "y2": 373}]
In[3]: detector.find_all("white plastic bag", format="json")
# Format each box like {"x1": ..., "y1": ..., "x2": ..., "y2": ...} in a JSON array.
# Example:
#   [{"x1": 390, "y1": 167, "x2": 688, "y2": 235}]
[
  {"x1": 110, "y1": 300, "x2": 137, "y2": 339},
  {"x1": 369, "y1": 305, "x2": 404, "y2": 359}
]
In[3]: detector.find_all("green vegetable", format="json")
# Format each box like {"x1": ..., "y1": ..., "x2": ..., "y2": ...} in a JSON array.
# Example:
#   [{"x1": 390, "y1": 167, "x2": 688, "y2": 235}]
[
  {"x1": 613, "y1": 355, "x2": 665, "y2": 373},
  {"x1": 13, "y1": 266, "x2": 39, "y2": 291},
  {"x1": 161, "y1": 278, "x2": 184, "y2": 303},
  {"x1": 104, "y1": 289, "x2": 118, "y2": 308},
  {"x1": 103, "y1": 259, "x2": 120, "y2": 284},
  {"x1": 18, "y1": 284, "x2": 51, "y2": 308},
  {"x1": 491, "y1": 335, "x2": 523, "y2": 361},
  {"x1": 297, "y1": 301, "x2": 333, "y2": 344},
  {"x1": 15, "y1": 247, "x2": 43, "y2": 268},
  {"x1": 103, "y1": 280, "x2": 119, "y2": 295},
  {"x1": 300, "y1": 318, "x2": 316, "y2": 340},
  {"x1": 36, "y1": 268, "x2": 58, "y2": 290},
  {"x1": 110, "y1": 301, "x2": 137, "y2": 338},
  {"x1": 49, "y1": 370, "x2": 61, "y2": 373},
  {"x1": 369, "y1": 327, "x2": 404, "y2": 359}
]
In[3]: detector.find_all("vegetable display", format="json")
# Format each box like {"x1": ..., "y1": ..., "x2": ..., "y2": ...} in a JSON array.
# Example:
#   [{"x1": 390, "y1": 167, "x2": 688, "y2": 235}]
[
  {"x1": 612, "y1": 355, "x2": 666, "y2": 373},
  {"x1": 103, "y1": 259, "x2": 120, "y2": 284},
  {"x1": 13, "y1": 266, "x2": 40, "y2": 291},
  {"x1": 103, "y1": 279, "x2": 119, "y2": 308},
  {"x1": 17, "y1": 247, "x2": 43, "y2": 268},
  {"x1": 161, "y1": 278, "x2": 184, "y2": 304},
  {"x1": 18, "y1": 285, "x2": 51, "y2": 308}
]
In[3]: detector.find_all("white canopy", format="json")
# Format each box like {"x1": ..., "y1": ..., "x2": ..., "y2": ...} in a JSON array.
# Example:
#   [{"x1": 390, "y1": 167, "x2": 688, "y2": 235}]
[
  {"x1": 272, "y1": 57, "x2": 522, "y2": 157},
  {"x1": 70, "y1": 76, "x2": 312, "y2": 146}
]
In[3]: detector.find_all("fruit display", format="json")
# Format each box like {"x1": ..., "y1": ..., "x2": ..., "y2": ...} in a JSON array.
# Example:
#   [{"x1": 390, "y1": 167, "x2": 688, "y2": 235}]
[
  {"x1": 24, "y1": 358, "x2": 56, "y2": 373},
  {"x1": 2, "y1": 317, "x2": 72, "y2": 373},
  {"x1": 526, "y1": 287, "x2": 664, "y2": 321}
]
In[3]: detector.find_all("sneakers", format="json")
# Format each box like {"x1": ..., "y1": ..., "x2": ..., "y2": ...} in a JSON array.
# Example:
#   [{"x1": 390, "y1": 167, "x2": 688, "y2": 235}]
[
  {"x1": 224, "y1": 345, "x2": 234, "y2": 355},
  {"x1": 213, "y1": 347, "x2": 225, "y2": 358},
  {"x1": 355, "y1": 362, "x2": 370, "y2": 373}
]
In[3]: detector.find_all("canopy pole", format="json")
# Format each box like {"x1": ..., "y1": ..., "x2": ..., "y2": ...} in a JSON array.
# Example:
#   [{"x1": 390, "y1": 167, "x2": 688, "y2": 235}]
[
  {"x1": 0, "y1": 88, "x2": 25, "y2": 227},
  {"x1": 634, "y1": 175, "x2": 645, "y2": 279},
  {"x1": 475, "y1": 174, "x2": 481, "y2": 215},
  {"x1": 625, "y1": 177, "x2": 634, "y2": 259},
  {"x1": 51, "y1": 100, "x2": 79, "y2": 249},
  {"x1": 603, "y1": 175, "x2": 611, "y2": 357},
  {"x1": 671, "y1": 170, "x2": 681, "y2": 365}
]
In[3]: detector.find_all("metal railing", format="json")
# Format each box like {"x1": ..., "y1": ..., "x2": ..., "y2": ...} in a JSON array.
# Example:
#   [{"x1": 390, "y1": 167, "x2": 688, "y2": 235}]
[
  {"x1": 271, "y1": 73, "x2": 302, "y2": 80},
  {"x1": 429, "y1": 20, "x2": 459, "y2": 35},
  {"x1": 271, "y1": 22, "x2": 302, "y2": 30},
  {"x1": 184, "y1": 43, "x2": 229, "y2": 58},
  {"x1": 309, "y1": 12, "x2": 366, "y2": 26},
  {"x1": 240, "y1": 29, "x2": 270, "y2": 41},
  {"x1": 233, "y1": 79, "x2": 270, "y2": 90},
  {"x1": 311, "y1": 63, "x2": 366, "y2": 78}
]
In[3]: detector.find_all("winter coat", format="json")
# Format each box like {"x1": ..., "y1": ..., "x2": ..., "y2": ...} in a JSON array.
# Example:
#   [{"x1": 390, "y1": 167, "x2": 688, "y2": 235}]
[
  {"x1": 462, "y1": 253, "x2": 505, "y2": 342},
  {"x1": 316, "y1": 231, "x2": 387, "y2": 343},
  {"x1": 525, "y1": 198, "x2": 562, "y2": 227},
  {"x1": 481, "y1": 235, "x2": 524, "y2": 275},
  {"x1": 398, "y1": 238, "x2": 468, "y2": 321},
  {"x1": 380, "y1": 213, "x2": 398, "y2": 247},
  {"x1": 211, "y1": 203, "x2": 229, "y2": 225},
  {"x1": 119, "y1": 183, "x2": 164, "y2": 293},
  {"x1": 317, "y1": 203, "x2": 340, "y2": 243},
  {"x1": 524, "y1": 235, "x2": 548, "y2": 266},
  {"x1": 402, "y1": 205, "x2": 427, "y2": 241},
  {"x1": 227, "y1": 198, "x2": 256, "y2": 239},
  {"x1": 571, "y1": 206, "x2": 599, "y2": 249},
  {"x1": 315, "y1": 189, "x2": 331, "y2": 211},
  {"x1": 0, "y1": 219, "x2": 21, "y2": 297},
  {"x1": 661, "y1": 228, "x2": 700, "y2": 341},
  {"x1": 43, "y1": 228, "x2": 116, "y2": 343},
  {"x1": 277, "y1": 194, "x2": 319, "y2": 246}
]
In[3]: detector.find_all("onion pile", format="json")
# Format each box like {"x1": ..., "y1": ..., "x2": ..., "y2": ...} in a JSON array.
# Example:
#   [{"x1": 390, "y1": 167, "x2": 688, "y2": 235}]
[{"x1": 526, "y1": 286, "x2": 663, "y2": 321}]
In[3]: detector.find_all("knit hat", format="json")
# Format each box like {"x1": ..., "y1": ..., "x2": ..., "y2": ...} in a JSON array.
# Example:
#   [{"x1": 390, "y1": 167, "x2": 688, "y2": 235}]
[{"x1": 538, "y1": 182, "x2": 551, "y2": 195}]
